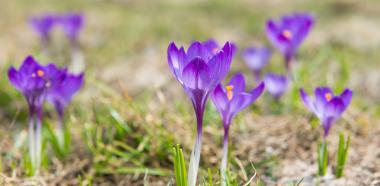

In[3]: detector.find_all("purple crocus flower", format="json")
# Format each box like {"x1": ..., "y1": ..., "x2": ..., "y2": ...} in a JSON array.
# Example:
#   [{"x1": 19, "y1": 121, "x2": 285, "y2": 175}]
[
  {"x1": 29, "y1": 14, "x2": 56, "y2": 46},
  {"x1": 300, "y1": 87, "x2": 353, "y2": 137},
  {"x1": 266, "y1": 13, "x2": 314, "y2": 70},
  {"x1": 167, "y1": 41, "x2": 233, "y2": 186},
  {"x1": 242, "y1": 46, "x2": 271, "y2": 81},
  {"x1": 264, "y1": 73, "x2": 289, "y2": 100},
  {"x1": 59, "y1": 13, "x2": 84, "y2": 46},
  {"x1": 211, "y1": 73, "x2": 264, "y2": 184},
  {"x1": 8, "y1": 56, "x2": 64, "y2": 173}
]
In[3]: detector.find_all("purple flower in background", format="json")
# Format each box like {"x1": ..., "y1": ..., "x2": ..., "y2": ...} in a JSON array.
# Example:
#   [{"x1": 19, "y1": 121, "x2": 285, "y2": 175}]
[
  {"x1": 264, "y1": 73, "x2": 289, "y2": 100},
  {"x1": 8, "y1": 56, "x2": 63, "y2": 174},
  {"x1": 167, "y1": 41, "x2": 233, "y2": 186},
  {"x1": 242, "y1": 46, "x2": 271, "y2": 80},
  {"x1": 211, "y1": 73, "x2": 264, "y2": 183},
  {"x1": 47, "y1": 72, "x2": 84, "y2": 118},
  {"x1": 29, "y1": 14, "x2": 56, "y2": 45},
  {"x1": 59, "y1": 13, "x2": 84, "y2": 45},
  {"x1": 266, "y1": 13, "x2": 314, "y2": 70},
  {"x1": 8, "y1": 56, "x2": 84, "y2": 173},
  {"x1": 300, "y1": 87, "x2": 353, "y2": 137}
]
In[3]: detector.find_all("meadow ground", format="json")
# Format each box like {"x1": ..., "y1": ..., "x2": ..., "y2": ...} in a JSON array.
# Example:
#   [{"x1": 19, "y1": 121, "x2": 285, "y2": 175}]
[{"x1": 0, "y1": 0, "x2": 380, "y2": 185}]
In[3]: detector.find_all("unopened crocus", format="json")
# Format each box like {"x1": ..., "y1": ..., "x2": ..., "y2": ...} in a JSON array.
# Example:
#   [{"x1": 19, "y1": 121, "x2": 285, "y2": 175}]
[
  {"x1": 242, "y1": 46, "x2": 271, "y2": 81},
  {"x1": 266, "y1": 13, "x2": 314, "y2": 71},
  {"x1": 211, "y1": 73, "x2": 264, "y2": 185},
  {"x1": 29, "y1": 14, "x2": 56, "y2": 49},
  {"x1": 300, "y1": 87, "x2": 353, "y2": 137},
  {"x1": 168, "y1": 41, "x2": 233, "y2": 186},
  {"x1": 8, "y1": 56, "x2": 64, "y2": 174},
  {"x1": 264, "y1": 73, "x2": 289, "y2": 100}
]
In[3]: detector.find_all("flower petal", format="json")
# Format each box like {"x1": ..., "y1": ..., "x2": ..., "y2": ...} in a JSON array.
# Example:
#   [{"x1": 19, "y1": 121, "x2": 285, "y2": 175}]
[
  {"x1": 181, "y1": 57, "x2": 211, "y2": 90},
  {"x1": 300, "y1": 88, "x2": 314, "y2": 112},
  {"x1": 228, "y1": 73, "x2": 246, "y2": 96},
  {"x1": 167, "y1": 42, "x2": 186, "y2": 84},
  {"x1": 339, "y1": 89, "x2": 353, "y2": 107},
  {"x1": 211, "y1": 84, "x2": 228, "y2": 115}
]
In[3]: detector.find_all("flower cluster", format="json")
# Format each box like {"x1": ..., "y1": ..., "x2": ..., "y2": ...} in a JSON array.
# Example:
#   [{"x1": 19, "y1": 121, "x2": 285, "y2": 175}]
[
  {"x1": 8, "y1": 56, "x2": 83, "y2": 174},
  {"x1": 30, "y1": 13, "x2": 84, "y2": 47}
]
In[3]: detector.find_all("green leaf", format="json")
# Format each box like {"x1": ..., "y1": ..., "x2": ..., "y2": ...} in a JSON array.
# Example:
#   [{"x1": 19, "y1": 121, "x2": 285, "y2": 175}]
[
  {"x1": 317, "y1": 140, "x2": 328, "y2": 176},
  {"x1": 335, "y1": 133, "x2": 350, "y2": 178}
]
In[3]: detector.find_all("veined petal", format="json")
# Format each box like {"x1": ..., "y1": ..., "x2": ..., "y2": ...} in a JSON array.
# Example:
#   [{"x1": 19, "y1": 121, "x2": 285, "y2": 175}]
[
  {"x1": 181, "y1": 57, "x2": 211, "y2": 90},
  {"x1": 186, "y1": 41, "x2": 210, "y2": 61},
  {"x1": 167, "y1": 42, "x2": 186, "y2": 83},
  {"x1": 211, "y1": 84, "x2": 228, "y2": 115},
  {"x1": 228, "y1": 73, "x2": 246, "y2": 96}
]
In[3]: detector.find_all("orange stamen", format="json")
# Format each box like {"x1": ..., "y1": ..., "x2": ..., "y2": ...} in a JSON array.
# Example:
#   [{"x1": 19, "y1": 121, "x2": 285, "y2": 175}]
[
  {"x1": 325, "y1": 93, "x2": 332, "y2": 101},
  {"x1": 282, "y1": 30, "x2": 292, "y2": 40},
  {"x1": 37, "y1": 70, "x2": 44, "y2": 77},
  {"x1": 226, "y1": 85, "x2": 234, "y2": 101}
]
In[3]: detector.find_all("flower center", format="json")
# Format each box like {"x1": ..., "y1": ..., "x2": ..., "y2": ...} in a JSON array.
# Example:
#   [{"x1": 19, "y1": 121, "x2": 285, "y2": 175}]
[
  {"x1": 226, "y1": 85, "x2": 234, "y2": 101},
  {"x1": 37, "y1": 70, "x2": 44, "y2": 77},
  {"x1": 282, "y1": 30, "x2": 292, "y2": 40},
  {"x1": 325, "y1": 93, "x2": 332, "y2": 101}
]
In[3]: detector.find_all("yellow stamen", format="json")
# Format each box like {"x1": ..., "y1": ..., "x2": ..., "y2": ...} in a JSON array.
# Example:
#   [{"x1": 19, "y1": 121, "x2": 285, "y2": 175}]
[
  {"x1": 282, "y1": 30, "x2": 292, "y2": 40},
  {"x1": 37, "y1": 70, "x2": 44, "y2": 77},
  {"x1": 325, "y1": 93, "x2": 332, "y2": 101},
  {"x1": 226, "y1": 85, "x2": 234, "y2": 101}
]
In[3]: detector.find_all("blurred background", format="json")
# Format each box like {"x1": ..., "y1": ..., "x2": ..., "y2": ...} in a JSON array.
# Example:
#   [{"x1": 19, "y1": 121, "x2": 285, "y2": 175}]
[{"x1": 0, "y1": 0, "x2": 380, "y2": 185}]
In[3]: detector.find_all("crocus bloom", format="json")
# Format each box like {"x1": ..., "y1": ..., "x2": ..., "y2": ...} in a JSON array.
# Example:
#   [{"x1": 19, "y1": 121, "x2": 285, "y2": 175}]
[
  {"x1": 266, "y1": 13, "x2": 314, "y2": 70},
  {"x1": 211, "y1": 73, "x2": 264, "y2": 185},
  {"x1": 264, "y1": 73, "x2": 289, "y2": 100},
  {"x1": 300, "y1": 87, "x2": 353, "y2": 137},
  {"x1": 29, "y1": 14, "x2": 56, "y2": 45},
  {"x1": 167, "y1": 41, "x2": 233, "y2": 186},
  {"x1": 242, "y1": 46, "x2": 271, "y2": 81},
  {"x1": 59, "y1": 13, "x2": 84, "y2": 46},
  {"x1": 8, "y1": 56, "x2": 64, "y2": 174}
]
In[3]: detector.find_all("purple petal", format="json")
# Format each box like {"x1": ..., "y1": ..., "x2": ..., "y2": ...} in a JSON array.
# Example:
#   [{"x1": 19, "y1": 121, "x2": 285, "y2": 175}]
[
  {"x1": 211, "y1": 84, "x2": 228, "y2": 115},
  {"x1": 59, "y1": 13, "x2": 84, "y2": 41},
  {"x1": 299, "y1": 88, "x2": 314, "y2": 112},
  {"x1": 264, "y1": 73, "x2": 288, "y2": 98},
  {"x1": 322, "y1": 98, "x2": 345, "y2": 136},
  {"x1": 167, "y1": 42, "x2": 186, "y2": 83},
  {"x1": 181, "y1": 57, "x2": 211, "y2": 90},
  {"x1": 228, "y1": 73, "x2": 246, "y2": 96},
  {"x1": 249, "y1": 82, "x2": 265, "y2": 102},
  {"x1": 339, "y1": 89, "x2": 353, "y2": 107},
  {"x1": 186, "y1": 41, "x2": 211, "y2": 61},
  {"x1": 203, "y1": 39, "x2": 219, "y2": 54},
  {"x1": 242, "y1": 47, "x2": 271, "y2": 71}
]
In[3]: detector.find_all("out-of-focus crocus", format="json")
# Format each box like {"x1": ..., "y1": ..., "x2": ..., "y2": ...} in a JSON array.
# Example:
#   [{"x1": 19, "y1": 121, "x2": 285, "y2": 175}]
[
  {"x1": 264, "y1": 73, "x2": 289, "y2": 100},
  {"x1": 29, "y1": 14, "x2": 56, "y2": 48},
  {"x1": 58, "y1": 13, "x2": 84, "y2": 46},
  {"x1": 8, "y1": 56, "x2": 64, "y2": 174},
  {"x1": 211, "y1": 73, "x2": 264, "y2": 185},
  {"x1": 168, "y1": 41, "x2": 233, "y2": 186},
  {"x1": 266, "y1": 13, "x2": 314, "y2": 70},
  {"x1": 47, "y1": 70, "x2": 84, "y2": 147},
  {"x1": 242, "y1": 46, "x2": 271, "y2": 81},
  {"x1": 58, "y1": 13, "x2": 85, "y2": 73},
  {"x1": 300, "y1": 87, "x2": 352, "y2": 137}
]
